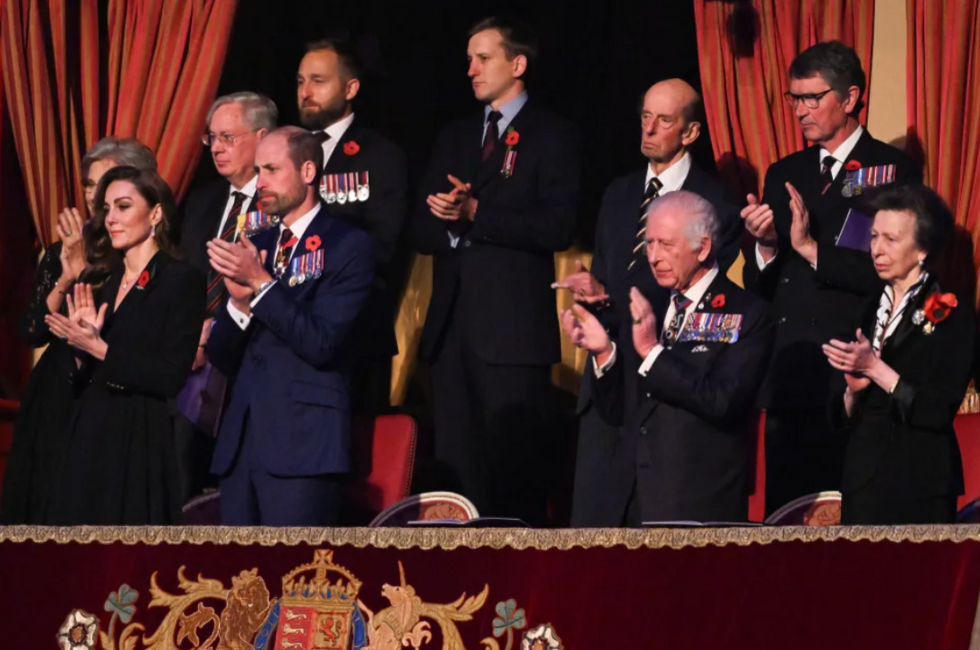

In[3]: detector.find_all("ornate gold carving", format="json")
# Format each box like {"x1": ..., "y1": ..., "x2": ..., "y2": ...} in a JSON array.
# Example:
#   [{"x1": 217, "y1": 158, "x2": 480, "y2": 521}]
[{"x1": 7, "y1": 525, "x2": 980, "y2": 550}]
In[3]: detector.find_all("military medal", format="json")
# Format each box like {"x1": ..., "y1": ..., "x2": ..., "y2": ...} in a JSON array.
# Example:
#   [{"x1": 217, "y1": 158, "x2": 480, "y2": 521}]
[
  {"x1": 319, "y1": 175, "x2": 330, "y2": 203},
  {"x1": 347, "y1": 172, "x2": 357, "y2": 203},
  {"x1": 313, "y1": 249, "x2": 324, "y2": 278},
  {"x1": 357, "y1": 171, "x2": 370, "y2": 201},
  {"x1": 842, "y1": 182, "x2": 854, "y2": 198},
  {"x1": 327, "y1": 175, "x2": 337, "y2": 203},
  {"x1": 336, "y1": 174, "x2": 347, "y2": 204}
]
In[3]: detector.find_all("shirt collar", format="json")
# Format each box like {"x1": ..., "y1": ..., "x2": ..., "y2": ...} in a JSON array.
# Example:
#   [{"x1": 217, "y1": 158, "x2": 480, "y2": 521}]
[
  {"x1": 485, "y1": 91, "x2": 528, "y2": 130},
  {"x1": 672, "y1": 263, "x2": 719, "y2": 308},
  {"x1": 321, "y1": 112, "x2": 356, "y2": 143},
  {"x1": 645, "y1": 152, "x2": 692, "y2": 194},
  {"x1": 820, "y1": 124, "x2": 864, "y2": 165},
  {"x1": 230, "y1": 174, "x2": 258, "y2": 199},
  {"x1": 280, "y1": 202, "x2": 321, "y2": 241}
]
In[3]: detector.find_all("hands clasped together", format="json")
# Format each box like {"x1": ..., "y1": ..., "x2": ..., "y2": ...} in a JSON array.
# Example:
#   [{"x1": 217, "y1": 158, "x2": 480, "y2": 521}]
[
  {"x1": 427, "y1": 174, "x2": 477, "y2": 222},
  {"x1": 559, "y1": 286, "x2": 661, "y2": 365},
  {"x1": 45, "y1": 283, "x2": 109, "y2": 361}
]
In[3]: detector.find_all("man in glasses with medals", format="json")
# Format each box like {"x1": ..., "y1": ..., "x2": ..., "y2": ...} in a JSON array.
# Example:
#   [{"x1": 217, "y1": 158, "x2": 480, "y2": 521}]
[
  {"x1": 560, "y1": 191, "x2": 772, "y2": 525},
  {"x1": 297, "y1": 36, "x2": 408, "y2": 416},
  {"x1": 206, "y1": 127, "x2": 374, "y2": 526},
  {"x1": 740, "y1": 41, "x2": 921, "y2": 516}
]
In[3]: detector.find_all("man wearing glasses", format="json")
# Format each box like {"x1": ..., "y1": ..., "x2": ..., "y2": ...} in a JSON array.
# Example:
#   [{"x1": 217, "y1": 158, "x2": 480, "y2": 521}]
[
  {"x1": 175, "y1": 92, "x2": 277, "y2": 505},
  {"x1": 740, "y1": 41, "x2": 921, "y2": 515}
]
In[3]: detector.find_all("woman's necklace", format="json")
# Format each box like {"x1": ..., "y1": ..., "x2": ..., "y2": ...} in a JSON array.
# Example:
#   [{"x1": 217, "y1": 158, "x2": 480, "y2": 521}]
[{"x1": 120, "y1": 272, "x2": 140, "y2": 290}]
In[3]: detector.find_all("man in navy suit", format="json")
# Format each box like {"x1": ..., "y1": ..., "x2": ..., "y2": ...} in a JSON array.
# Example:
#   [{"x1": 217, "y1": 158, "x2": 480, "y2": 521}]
[
  {"x1": 554, "y1": 79, "x2": 743, "y2": 526},
  {"x1": 412, "y1": 16, "x2": 582, "y2": 525},
  {"x1": 206, "y1": 126, "x2": 374, "y2": 526}
]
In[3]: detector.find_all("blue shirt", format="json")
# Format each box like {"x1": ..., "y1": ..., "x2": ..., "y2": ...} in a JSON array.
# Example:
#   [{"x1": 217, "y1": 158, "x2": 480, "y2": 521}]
[{"x1": 483, "y1": 91, "x2": 528, "y2": 143}]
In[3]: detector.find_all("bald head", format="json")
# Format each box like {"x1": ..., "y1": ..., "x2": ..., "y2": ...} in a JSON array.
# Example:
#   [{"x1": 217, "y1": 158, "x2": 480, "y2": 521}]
[{"x1": 640, "y1": 79, "x2": 703, "y2": 167}]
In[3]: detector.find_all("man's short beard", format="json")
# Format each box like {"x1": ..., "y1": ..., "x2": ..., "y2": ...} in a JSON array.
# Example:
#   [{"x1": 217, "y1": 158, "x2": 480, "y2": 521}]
[{"x1": 299, "y1": 103, "x2": 346, "y2": 131}]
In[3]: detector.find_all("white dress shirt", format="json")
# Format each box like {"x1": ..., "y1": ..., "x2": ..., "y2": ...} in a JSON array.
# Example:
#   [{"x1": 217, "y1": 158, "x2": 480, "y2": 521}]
[
  {"x1": 755, "y1": 124, "x2": 866, "y2": 270},
  {"x1": 645, "y1": 151, "x2": 692, "y2": 195},
  {"x1": 594, "y1": 264, "x2": 720, "y2": 377},
  {"x1": 226, "y1": 202, "x2": 322, "y2": 329},
  {"x1": 314, "y1": 112, "x2": 356, "y2": 168},
  {"x1": 215, "y1": 175, "x2": 258, "y2": 241}
]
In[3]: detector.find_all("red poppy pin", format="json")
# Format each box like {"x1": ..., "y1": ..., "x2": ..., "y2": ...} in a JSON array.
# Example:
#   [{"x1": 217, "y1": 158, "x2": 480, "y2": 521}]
[
  {"x1": 711, "y1": 294, "x2": 726, "y2": 308},
  {"x1": 136, "y1": 270, "x2": 150, "y2": 290},
  {"x1": 923, "y1": 292, "x2": 958, "y2": 324},
  {"x1": 305, "y1": 234, "x2": 322, "y2": 252},
  {"x1": 505, "y1": 130, "x2": 520, "y2": 147},
  {"x1": 845, "y1": 160, "x2": 862, "y2": 171},
  {"x1": 344, "y1": 141, "x2": 360, "y2": 156}
]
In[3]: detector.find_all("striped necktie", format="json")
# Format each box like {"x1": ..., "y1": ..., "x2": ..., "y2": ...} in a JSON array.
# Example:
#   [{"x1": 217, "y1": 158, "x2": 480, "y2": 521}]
[
  {"x1": 205, "y1": 191, "x2": 247, "y2": 315},
  {"x1": 662, "y1": 292, "x2": 692, "y2": 346},
  {"x1": 820, "y1": 154, "x2": 837, "y2": 194},
  {"x1": 627, "y1": 177, "x2": 664, "y2": 273}
]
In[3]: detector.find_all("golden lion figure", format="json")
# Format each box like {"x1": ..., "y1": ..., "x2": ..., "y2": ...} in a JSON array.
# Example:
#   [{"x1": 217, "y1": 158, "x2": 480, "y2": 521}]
[{"x1": 217, "y1": 569, "x2": 272, "y2": 650}]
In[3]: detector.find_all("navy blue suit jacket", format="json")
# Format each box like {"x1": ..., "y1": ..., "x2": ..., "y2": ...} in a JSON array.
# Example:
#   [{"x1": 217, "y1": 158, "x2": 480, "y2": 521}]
[{"x1": 207, "y1": 203, "x2": 374, "y2": 477}]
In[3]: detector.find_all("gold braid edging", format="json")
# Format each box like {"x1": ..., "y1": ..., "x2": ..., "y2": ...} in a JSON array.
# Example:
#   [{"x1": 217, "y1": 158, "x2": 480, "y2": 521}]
[{"x1": 3, "y1": 525, "x2": 980, "y2": 549}]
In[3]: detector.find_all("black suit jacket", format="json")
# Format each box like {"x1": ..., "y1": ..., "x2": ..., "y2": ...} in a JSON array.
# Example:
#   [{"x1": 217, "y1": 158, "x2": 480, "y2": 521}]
[
  {"x1": 412, "y1": 100, "x2": 582, "y2": 365},
  {"x1": 178, "y1": 180, "x2": 259, "y2": 276},
  {"x1": 590, "y1": 274, "x2": 773, "y2": 523},
  {"x1": 743, "y1": 130, "x2": 922, "y2": 409},
  {"x1": 576, "y1": 161, "x2": 743, "y2": 411},
  {"x1": 839, "y1": 280, "x2": 974, "y2": 504},
  {"x1": 320, "y1": 118, "x2": 408, "y2": 358}
]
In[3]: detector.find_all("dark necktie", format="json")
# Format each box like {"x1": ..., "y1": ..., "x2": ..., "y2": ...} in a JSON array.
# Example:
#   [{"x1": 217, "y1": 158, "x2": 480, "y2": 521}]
[
  {"x1": 627, "y1": 177, "x2": 664, "y2": 273},
  {"x1": 315, "y1": 131, "x2": 331, "y2": 145},
  {"x1": 820, "y1": 154, "x2": 837, "y2": 194},
  {"x1": 482, "y1": 110, "x2": 502, "y2": 161},
  {"x1": 206, "y1": 190, "x2": 248, "y2": 315},
  {"x1": 274, "y1": 227, "x2": 298, "y2": 278},
  {"x1": 662, "y1": 292, "x2": 692, "y2": 346}
]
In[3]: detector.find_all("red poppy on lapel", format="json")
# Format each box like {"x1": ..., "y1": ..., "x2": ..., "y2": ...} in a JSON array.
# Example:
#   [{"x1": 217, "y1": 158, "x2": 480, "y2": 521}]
[
  {"x1": 505, "y1": 130, "x2": 520, "y2": 146},
  {"x1": 711, "y1": 294, "x2": 726, "y2": 308},
  {"x1": 845, "y1": 160, "x2": 862, "y2": 171},
  {"x1": 305, "y1": 234, "x2": 322, "y2": 252},
  {"x1": 923, "y1": 292, "x2": 958, "y2": 324},
  {"x1": 136, "y1": 270, "x2": 150, "y2": 290},
  {"x1": 344, "y1": 141, "x2": 360, "y2": 156}
]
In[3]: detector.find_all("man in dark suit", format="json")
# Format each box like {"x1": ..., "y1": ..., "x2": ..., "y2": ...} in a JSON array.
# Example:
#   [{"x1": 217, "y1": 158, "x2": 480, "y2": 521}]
[
  {"x1": 740, "y1": 41, "x2": 922, "y2": 514},
  {"x1": 206, "y1": 126, "x2": 374, "y2": 526},
  {"x1": 561, "y1": 191, "x2": 772, "y2": 523},
  {"x1": 553, "y1": 79, "x2": 743, "y2": 526},
  {"x1": 174, "y1": 92, "x2": 277, "y2": 504},
  {"x1": 297, "y1": 38, "x2": 408, "y2": 415},
  {"x1": 411, "y1": 16, "x2": 582, "y2": 525}
]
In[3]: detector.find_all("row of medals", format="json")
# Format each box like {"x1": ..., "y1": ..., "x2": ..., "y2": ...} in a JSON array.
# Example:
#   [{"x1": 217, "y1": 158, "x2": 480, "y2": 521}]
[
  {"x1": 321, "y1": 180, "x2": 369, "y2": 204},
  {"x1": 287, "y1": 249, "x2": 324, "y2": 287}
]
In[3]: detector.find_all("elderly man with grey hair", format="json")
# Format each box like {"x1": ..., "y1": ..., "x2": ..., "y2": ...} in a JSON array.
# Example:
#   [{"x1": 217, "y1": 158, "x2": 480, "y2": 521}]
[
  {"x1": 560, "y1": 190, "x2": 773, "y2": 524},
  {"x1": 175, "y1": 91, "x2": 277, "y2": 505}
]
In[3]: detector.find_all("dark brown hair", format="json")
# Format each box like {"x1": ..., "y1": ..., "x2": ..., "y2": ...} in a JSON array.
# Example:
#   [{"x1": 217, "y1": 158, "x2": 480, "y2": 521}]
[
  {"x1": 85, "y1": 166, "x2": 179, "y2": 275},
  {"x1": 272, "y1": 126, "x2": 324, "y2": 187},
  {"x1": 868, "y1": 183, "x2": 954, "y2": 268},
  {"x1": 468, "y1": 16, "x2": 538, "y2": 76},
  {"x1": 305, "y1": 37, "x2": 361, "y2": 81}
]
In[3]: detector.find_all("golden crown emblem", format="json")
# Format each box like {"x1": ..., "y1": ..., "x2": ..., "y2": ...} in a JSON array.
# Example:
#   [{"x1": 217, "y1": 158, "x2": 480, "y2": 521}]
[{"x1": 279, "y1": 549, "x2": 362, "y2": 609}]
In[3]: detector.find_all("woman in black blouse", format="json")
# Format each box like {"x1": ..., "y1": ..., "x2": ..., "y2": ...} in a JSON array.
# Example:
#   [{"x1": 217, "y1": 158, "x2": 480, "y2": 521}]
[
  {"x1": 42, "y1": 166, "x2": 205, "y2": 524},
  {"x1": 823, "y1": 184, "x2": 974, "y2": 525},
  {"x1": 0, "y1": 139, "x2": 156, "y2": 523}
]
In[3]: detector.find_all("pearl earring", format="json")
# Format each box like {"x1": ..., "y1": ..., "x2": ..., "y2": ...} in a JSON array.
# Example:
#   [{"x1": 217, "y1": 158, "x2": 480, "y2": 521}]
[
  {"x1": 918, "y1": 259, "x2": 925, "y2": 268},
  {"x1": 151, "y1": 224, "x2": 156, "y2": 237}
]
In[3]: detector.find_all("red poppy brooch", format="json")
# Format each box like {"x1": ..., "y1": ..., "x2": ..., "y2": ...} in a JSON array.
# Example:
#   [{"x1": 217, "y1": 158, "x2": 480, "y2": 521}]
[
  {"x1": 912, "y1": 292, "x2": 958, "y2": 334},
  {"x1": 845, "y1": 160, "x2": 862, "y2": 171},
  {"x1": 305, "y1": 234, "x2": 322, "y2": 252},
  {"x1": 344, "y1": 141, "x2": 360, "y2": 156},
  {"x1": 136, "y1": 270, "x2": 150, "y2": 290},
  {"x1": 711, "y1": 294, "x2": 726, "y2": 308}
]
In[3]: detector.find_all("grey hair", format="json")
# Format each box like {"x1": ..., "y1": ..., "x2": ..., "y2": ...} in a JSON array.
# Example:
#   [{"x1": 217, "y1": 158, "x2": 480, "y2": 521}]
[
  {"x1": 206, "y1": 91, "x2": 278, "y2": 132},
  {"x1": 645, "y1": 190, "x2": 720, "y2": 257},
  {"x1": 81, "y1": 137, "x2": 157, "y2": 178}
]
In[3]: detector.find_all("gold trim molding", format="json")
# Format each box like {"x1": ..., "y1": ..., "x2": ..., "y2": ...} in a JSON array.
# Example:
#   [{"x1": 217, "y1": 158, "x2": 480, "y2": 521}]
[{"x1": 4, "y1": 524, "x2": 980, "y2": 550}]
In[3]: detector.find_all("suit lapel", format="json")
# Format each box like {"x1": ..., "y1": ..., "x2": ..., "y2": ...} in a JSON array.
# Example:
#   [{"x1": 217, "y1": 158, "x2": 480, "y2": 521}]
[
  {"x1": 324, "y1": 119, "x2": 359, "y2": 174},
  {"x1": 107, "y1": 252, "x2": 168, "y2": 333},
  {"x1": 884, "y1": 277, "x2": 938, "y2": 352},
  {"x1": 278, "y1": 203, "x2": 337, "y2": 292},
  {"x1": 472, "y1": 102, "x2": 536, "y2": 194}
]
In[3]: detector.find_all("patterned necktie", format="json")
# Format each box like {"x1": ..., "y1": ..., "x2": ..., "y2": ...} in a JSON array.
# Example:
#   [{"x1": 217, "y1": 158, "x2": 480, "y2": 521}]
[
  {"x1": 820, "y1": 154, "x2": 837, "y2": 195},
  {"x1": 274, "y1": 227, "x2": 298, "y2": 278},
  {"x1": 662, "y1": 292, "x2": 692, "y2": 346},
  {"x1": 206, "y1": 191, "x2": 248, "y2": 315},
  {"x1": 627, "y1": 177, "x2": 664, "y2": 273},
  {"x1": 482, "y1": 111, "x2": 502, "y2": 161}
]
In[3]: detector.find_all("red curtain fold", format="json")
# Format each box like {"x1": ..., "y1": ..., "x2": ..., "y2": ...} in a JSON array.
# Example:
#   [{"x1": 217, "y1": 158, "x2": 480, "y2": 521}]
[
  {"x1": 907, "y1": 0, "x2": 980, "y2": 301},
  {"x1": 693, "y1": 0, "x2": 875, "y2": 198},
  {"x1": 0, "y1": 0, "x2": 237, "y2": 247}
]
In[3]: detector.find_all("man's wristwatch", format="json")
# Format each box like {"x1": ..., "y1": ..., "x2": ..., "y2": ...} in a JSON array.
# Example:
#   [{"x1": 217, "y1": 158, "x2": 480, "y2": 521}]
[{"x1": 255, "y1": 279, "x2": 276, "y2": 296}]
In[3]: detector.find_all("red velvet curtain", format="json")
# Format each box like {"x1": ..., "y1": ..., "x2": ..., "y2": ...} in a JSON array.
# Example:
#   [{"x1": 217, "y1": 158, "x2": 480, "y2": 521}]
[
  {"x1": 907, "y1": 0, "x2": 980, "y2": 301},
  {"x1": 0, "y1": 0, "x2": 237, "y2": 247},
  {"x1": 693, "y1": 0, "x2": 875, "y2": 198}
]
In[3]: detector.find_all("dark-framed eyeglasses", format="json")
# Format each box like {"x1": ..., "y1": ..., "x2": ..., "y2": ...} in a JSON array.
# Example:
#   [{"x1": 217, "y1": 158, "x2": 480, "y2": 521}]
[
  {"x1": 783, "y1": 89, "x2": 834, "y2": 109},
  {"x1": 201, "y1": 130, "x2": 258, "y2": 148}
]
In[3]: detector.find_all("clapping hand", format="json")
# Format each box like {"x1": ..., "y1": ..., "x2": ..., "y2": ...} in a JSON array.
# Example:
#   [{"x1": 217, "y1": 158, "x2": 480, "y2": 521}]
[
  {"x1": 56, "y1": 207, "x2": 86, "y2": 283},
  {"x1": 551, "y1": 260, "x2": 610, "y2": 304},
  {"x1": 208, "y1": 234, "x2": 270, "y2": 292},
  {"x1": 45, "y1": 283, "x2": 108, "y2": 359},
  {"x1": 786, "y1": 182, "x2": 817, "y2": 265},
  {"x1": 629, "y1": 287, "x2": 659, "y2": 358},
  {"x1": 560, "y1": 304, "x2": 613, "y2": 364},
  {"x1": 823, "y1": 329, "x2": 877, "y2": 392},
  {"x1": 427, "y1": 174, "x2": 476, "y2": 221},
  {"x1": 740, "y1": 194, "x2": 776, "y2": 246}
]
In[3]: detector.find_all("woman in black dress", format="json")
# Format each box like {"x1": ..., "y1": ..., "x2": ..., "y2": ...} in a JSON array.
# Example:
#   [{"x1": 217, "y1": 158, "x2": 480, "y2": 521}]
[
  {"x1": 42, "y1": 166, "x2": 205, "y2": 524},
  {"x1": 823, "y1": 184, "x2": 974, "y2": 525},
  {"x1": 0, "y1": 138, "x2": 156, "y2": 523}
]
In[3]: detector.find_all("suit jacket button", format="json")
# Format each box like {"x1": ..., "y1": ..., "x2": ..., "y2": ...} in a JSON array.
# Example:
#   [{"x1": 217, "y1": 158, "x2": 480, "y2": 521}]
[
  {"x1": 778, "y1": 317, "x2": 787, "y2": 324},
  {"x1": 640, "y1": 426, "x2": 648, "y2": 435},
  {"x1": 646, "y1": 392, "x2": 651, "y2": 399},
  {"x1": 464, "y1": 240, "x2": 471, "y2": 248},
  {"x1": 781, "y1": 277, "x2": 789, "y2": 284}
]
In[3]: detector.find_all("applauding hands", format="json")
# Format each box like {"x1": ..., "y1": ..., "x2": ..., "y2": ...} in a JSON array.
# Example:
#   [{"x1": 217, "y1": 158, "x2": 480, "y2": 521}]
[
  {"x1": 552, "y1": 260, "x2": 609, "y2": 304},
  {"x1": 45, "y1": 283, "x2": 109, "y2": 361}
]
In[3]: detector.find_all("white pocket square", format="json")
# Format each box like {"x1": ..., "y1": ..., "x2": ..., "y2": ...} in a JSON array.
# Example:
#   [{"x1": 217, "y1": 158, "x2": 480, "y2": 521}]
[{"x1": 691, "y1": 344, "x2": 710, "y2": 353}]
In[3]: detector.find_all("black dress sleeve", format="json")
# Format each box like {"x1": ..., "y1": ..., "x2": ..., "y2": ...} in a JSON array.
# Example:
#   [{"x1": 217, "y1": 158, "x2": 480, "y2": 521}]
[{"x1": 21, "y1": 242, "x2": 64, "y2": 347}]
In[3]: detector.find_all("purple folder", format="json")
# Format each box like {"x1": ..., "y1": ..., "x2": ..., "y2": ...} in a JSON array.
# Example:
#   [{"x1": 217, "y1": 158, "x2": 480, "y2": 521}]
[{"x1": 836, "y1": 208, "x2": 874, "y2": 252}]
